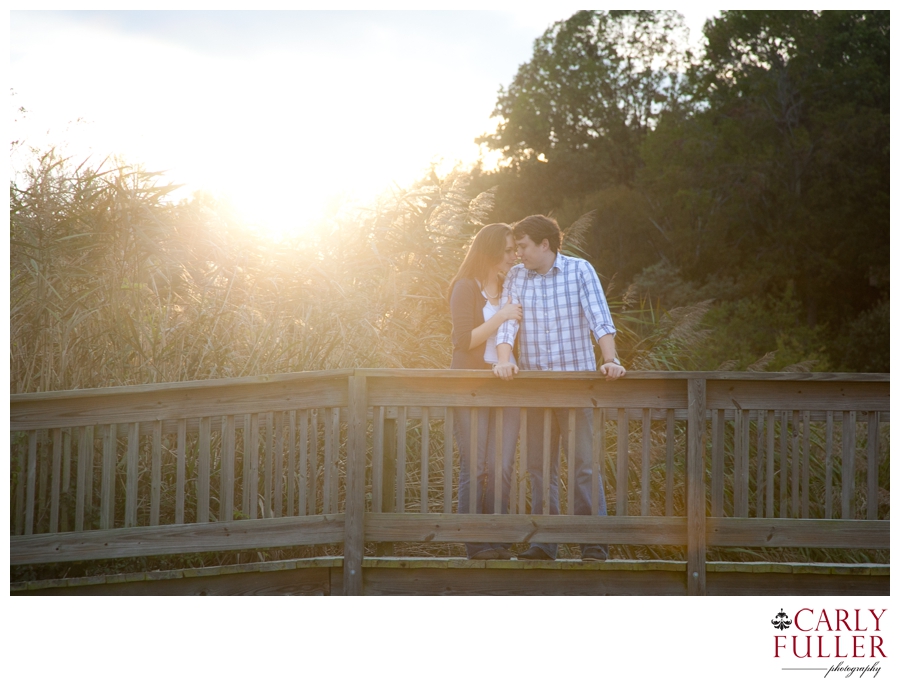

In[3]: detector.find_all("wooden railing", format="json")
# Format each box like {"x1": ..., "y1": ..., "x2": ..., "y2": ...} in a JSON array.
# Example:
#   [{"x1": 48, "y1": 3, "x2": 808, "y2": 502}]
[{"x1": 10, "y1": 370, "x2": 889, "y2": 595}]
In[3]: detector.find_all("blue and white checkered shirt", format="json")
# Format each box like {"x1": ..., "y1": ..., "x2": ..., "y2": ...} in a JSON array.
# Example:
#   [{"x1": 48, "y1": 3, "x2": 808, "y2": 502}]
[{"x1": 496, "y1": 253, "x2": 616, "y2": 372}]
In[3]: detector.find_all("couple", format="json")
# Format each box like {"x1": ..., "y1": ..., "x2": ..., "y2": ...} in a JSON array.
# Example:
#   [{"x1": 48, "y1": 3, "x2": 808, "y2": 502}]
[{"x1": 448, "y1": 215, "x2": 626, "y2": 561}]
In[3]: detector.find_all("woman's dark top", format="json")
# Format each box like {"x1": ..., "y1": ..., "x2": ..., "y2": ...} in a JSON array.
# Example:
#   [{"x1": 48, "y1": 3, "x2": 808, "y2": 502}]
[{"x1": 450, "y1": 277, "x2": 491, "y2": 370}]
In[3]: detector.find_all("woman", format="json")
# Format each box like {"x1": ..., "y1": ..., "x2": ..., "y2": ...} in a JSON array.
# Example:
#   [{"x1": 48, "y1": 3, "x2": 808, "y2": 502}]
[{"x1": 448, "y1": 223, "x2": 521, "y2": 560}]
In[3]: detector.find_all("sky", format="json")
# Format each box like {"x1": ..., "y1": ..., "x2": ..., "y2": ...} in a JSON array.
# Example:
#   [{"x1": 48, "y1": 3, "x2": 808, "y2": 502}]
[{"x1": 10, "y1": 9, "x2": 719, "y2": 237}]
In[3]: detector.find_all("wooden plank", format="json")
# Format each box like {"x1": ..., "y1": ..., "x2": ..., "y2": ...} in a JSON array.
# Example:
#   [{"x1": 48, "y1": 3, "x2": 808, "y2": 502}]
[
  {"x1": 686, "y1": 378, "x2": 706, "y2": 596},
  {"x1": 616, "y1": 408, "x2": 628, "y2": 516},
  {"x1": 711, "y1": 409, "x2": 724, "y2": 518},
  {"x1": 377, "y1": 415, "x2": 396, "y2": 556},
  {"x1": 373, "y1": 407, "x2": 384, "y2": 513},
  {"x1": 641, "y1": 408, "x2": 650, "y2": 517},
  {"x1": 74, "y1": 427, "x2": 87, "y2": 532},
  {"x1": 343, "y1": 375, "x2": 367, "y2": 595},
  {"x1": 542, "y1": 409, "x2": 551, "y2": 515},
  {"x1": 11, "y1": 514, "x2": 347, "y2": 566},
  {"x1": 249, "y1": 413, "x2": 260, "y2": 519},
  {"x1": 766, "y1": 411, "x2": 775, "y2": 518},
  {"x1": 331, "y1": 408, "x2": 340, "y2": 511},
  {"x1": 707, "y1": 518, "x2": 889, "y2": 549},
  {"x1": 469, "y1": 408, "x2": 478, "y2": 515},
  {"x1": 706, "y1": 379, "x2": 889, "y2": 412},
  {"x1": 824, "y1": 411, "x2": 833, "y2": 520},
  {"x1": 83, "y1": 426, "x2": 95, "y2": 530},
  {"x1": 197, "y1": 417, "x2": 211, "y2": 524},
  {"x1": 25, "y1": 430, "x2": 38, "y2": 535},
  {"x1": 50, "y1": 428, "x2": 62, "y2": 534},
  {"x1": 221, "y1": 415, "x2": 235, "y2": 523},
  {"x1": 841, "y1": 411, "x2": 856, "y2": 520},
  {"x1": 801, "y1": 411, "x2": 810, "y2": 519},
  {"x1": 100, "y1": 424, "x2": 116, "y2": 529},
  {"x1": 665, "y1": 409, "x2": 674, "y2": 517},
  {"x1": 37, "y1": 432, "x2": 48, "y2": 533},
  {"x1": 274, "y1": 411, "x2": 284, "y2": 517},
  {"x1": 13, "y1": 437, "x2": 25, "y2": 535},
  {"x1": 495, "y1": 408, "x2": 504, "y2": 515},
  {"x1": 755, "y1": 411, "x2": 764, "y2": 518},
  {"x1": 867, "y1": 412, "x2": 879, "y2": 520},
  {"x1": 264, "y1": 412, "x2": 274, "y2": 518},
  {"x1": 366, "y1": 376, "x2": 689, "y2": 412},
  {"x1": 791, "y1": 410, "x2": 800, "y2": 518},
  {"x1": 567, "y1": 409, "x2": 576, "y2": 516},
  {"x1": 241, "y1": 414, "x2": 251, "y2": 517},
  {"x1": 732, "y1": 408, "x2": 742, "y2": 517},
  {"x1": 518, "y1": 408, "x2": 527, "y2": 515},
  {"x1": 176, "y1": 419, "x2": 186, "y2": 525},
  {"x1": 11, "y1": 374, "x2": 350, "y2": 431},
  {"x1": 443, "y1": 408, "x2": 453, "y2": 515},
  {"x1": 297, "y1": 409, "x2": 309, "y2": 516},
  {"x1": 151, "y1": 420, "x2": 162, "y2": 526},
  {"x1": 593, "y1": 408, "x2": 603, "y2": 516},
  {"x1": 365, "y1": 513, "x2": 687, "y2": 545},
  {"x1": 125, "y1": 423, "x2": 140, "y2": 528},
  {"x1": 287, "y1": 410, "x2": 296, "y2": 517},
  {"x1": 779, "y1": 411, "x2": 788, "y2": 518},
  {"x1": 422, "y1": 407, "x2": 431, "y2": 514},
  {"x1": 61, "y1": 429, "x2": 71, "y2": 532},
  {"x1": 309, "y1": 410, "x2": 318, "y2": 515},
  {"x1": 739, "y1": 410, "x2": 750, "y2": 518},
  {"x1": 396, "y1": 406, "x2": 407, "y2": 513}
]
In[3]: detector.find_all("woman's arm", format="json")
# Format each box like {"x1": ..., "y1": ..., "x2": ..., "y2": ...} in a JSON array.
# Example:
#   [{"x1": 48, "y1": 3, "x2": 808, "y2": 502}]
[{"x1": 467, "y1": 295, "x2": 521, "y2": 350}]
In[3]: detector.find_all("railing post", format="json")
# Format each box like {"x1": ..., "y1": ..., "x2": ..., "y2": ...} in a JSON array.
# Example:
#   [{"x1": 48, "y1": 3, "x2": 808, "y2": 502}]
[
  {"x1": 686, "y1": 378, "x2": 707, "y2": 595},
  {"x1": 343, "y1": 373, "x2": 368, "y2": 595}
]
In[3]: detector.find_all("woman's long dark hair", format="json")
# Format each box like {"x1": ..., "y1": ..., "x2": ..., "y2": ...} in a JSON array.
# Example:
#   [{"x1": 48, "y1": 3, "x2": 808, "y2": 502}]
[{"x1": 447, "y1": 223, "x2": 512, "y2": 301}]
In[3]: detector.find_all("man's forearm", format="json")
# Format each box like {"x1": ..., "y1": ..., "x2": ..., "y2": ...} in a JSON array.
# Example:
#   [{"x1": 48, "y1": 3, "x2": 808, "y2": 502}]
[
  {"x1": 597, "y1": 333, "x2": 617, "y2": 362},
  {"x1": 497, "y1": 343, "x2": 512, "y2": 364}
]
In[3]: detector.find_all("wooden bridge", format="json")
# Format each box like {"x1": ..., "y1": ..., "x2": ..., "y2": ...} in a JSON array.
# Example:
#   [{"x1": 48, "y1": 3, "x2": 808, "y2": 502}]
[{"x1": 10, "y1": 370, "x2": 889, "y2": 595}]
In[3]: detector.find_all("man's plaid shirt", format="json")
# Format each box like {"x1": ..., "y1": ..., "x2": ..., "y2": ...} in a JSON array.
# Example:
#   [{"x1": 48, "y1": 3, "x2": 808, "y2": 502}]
[{"x1": 497, "y1": 252, "x2": 616, "y2": 372}]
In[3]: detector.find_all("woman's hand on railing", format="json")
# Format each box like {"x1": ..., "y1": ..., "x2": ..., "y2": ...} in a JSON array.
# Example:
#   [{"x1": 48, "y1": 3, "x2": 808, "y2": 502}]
[{"x1": 492, "y1": 361, "x2": 519, "y2": 381}]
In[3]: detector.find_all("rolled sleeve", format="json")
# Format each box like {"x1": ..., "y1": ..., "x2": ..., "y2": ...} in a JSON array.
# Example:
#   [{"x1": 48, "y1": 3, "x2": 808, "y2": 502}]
[
  {"x1": 578, "y1": 262, "x2": 616, "y2": 340},
  {"x1": 496, "y1": 270, "x2": 520, "y2": 347}
]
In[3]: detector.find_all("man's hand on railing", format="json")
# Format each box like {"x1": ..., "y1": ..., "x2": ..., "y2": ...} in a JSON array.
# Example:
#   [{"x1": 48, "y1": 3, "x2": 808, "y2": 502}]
[
  {"x1": 599, "y1": 360, "x2": 626, "y2": 380},
  {"x1": 492, "y1": 361, "x2": 519, "y2": 381}
]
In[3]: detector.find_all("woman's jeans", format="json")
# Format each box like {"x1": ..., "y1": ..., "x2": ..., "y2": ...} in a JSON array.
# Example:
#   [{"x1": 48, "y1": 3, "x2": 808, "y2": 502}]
[{"x1": 454, "y1": 406, "x2": 520, "y2": 557}]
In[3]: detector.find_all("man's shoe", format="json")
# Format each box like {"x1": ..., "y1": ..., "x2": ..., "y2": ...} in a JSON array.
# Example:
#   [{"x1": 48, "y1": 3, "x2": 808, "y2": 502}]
[
  {"x1": 468, "y1": 549, "x2": 499, "y2": 560},
  {"x1": 518, "y1": 546, "x2": 554, "y2": 561},
  {"x1": 493, "y1": 547, "x2": 515, "y2": 560},
  {"x1": 580, "y1": 546, "x2": 609, "y2": 561}
]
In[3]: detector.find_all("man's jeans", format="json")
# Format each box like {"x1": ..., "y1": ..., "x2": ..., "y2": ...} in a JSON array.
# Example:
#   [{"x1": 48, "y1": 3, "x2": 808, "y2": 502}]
[
  {"x1": 455, "y1": 406, "x2": 519, "y2": 558},
  {"x1": 525, "y1": 407, "x2": 608, "y2": 559}
]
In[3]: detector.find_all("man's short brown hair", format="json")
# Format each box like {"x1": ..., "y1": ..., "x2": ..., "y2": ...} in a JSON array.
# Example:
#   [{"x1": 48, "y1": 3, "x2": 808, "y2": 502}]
[{"x1": 513, "y1": 215, "x2": 561, "y2": 254}]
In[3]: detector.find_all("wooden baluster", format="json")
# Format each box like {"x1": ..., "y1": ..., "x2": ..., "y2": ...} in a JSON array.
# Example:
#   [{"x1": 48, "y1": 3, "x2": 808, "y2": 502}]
[
  {"x1": 711, "y1": 409, "x2": 724, "y2": 518},
  {"x1": 518, "y1": 408, "x2": 528, "y2": 515},
  {"x1": 309, "y1": 410, "x2": 318, "y2": 515},
  {"x1": 396, "y1": 406, "x2": 407, "y2": 513},
  {"x1": 75, "y1": 427, "x2": 87, "y2": 531},
  {"x1": 176, "y1": 419, "x2": 186, "y2": 525},
  {"x1": 377, "y1": 413, "x2": 396, "y2": 556},
  {"x1": 616, "y1": 408, "x2": 628, "y2": 516},
  {"x1": 740, "y1": 410, "x2": 750, "y2": 518},
  {"x1": 13, "y1": 436, "x2": 25, "y2": 535},
  {"x1": 567, "y1": 409, "x2": 576, "y2": 516},
  {"x1": 198, "y1": 416, "x2": 210, "y2": 523},
  {"x1": 241, "y1": 414, "x2": 251, "y2": 518},
  {"x1": 84, "y1": 426, "x2": 95, "y2": 531},
  {"x1": 421, "y1": 407, "x2": 431, "y2": 514},
  {"x1": 686, "y1": 378, "x2": 706, "y2": 596},
  {"x1": 265, "y1": 411, "x2": 274, "y2": 517},
  {"x1": 287, "y1": 410, "x2": 296, "y2": 517},
  {"x1": 665, "y1": 409, "x2": 675, "y2": 517},
  {"x1": 274, "y1": 411, "x2": 284, "y2": 517},
  {"x1": 841, "y1": 411, "x2": 855, "y2": 520},
  {"x1": 801, "y1": 411, "x2": 810, "y2": 519},
  {"x1": 25, "y1": 430, "x2": 37, "y2": 535},
  {"x1": 249, "y1": 413, "x2": 260, "y2": 519},
  {"x1": 732, "y1": 409, "x2": 742, "y2": 516},
  {"x1": 221, "y1": 414, "x2": 235, "y2": 523},
  {"x1": 151, "y1": 420, "x2": 162, "y2": 526},
  {"x1": 125, "y1": 422, "x2": 140, "y2": 528},
  {"x1": 61, "y1": 429, "x2": 71, "y2": 532},
  {"x1": 824, "y1": 411, "x2": 834, "y2": 519},
  {"x1": 542, "y1": 409, "x2": 552, "y2": 515},
  {"x1": 443, "y1": 408, "x2": 453, "y2": 515},
  {"x1": 331, "y1": 407, "x2": 340, "y2": 511},
  {"x1": 373, "y1": 407, "x2": 384, "y2": 514},
  {"x1": 593, "y1": 408, "x2": 603, "y2": 516},
  {"x1": 343, "y1": 374, "x2": 367, "y2": 595},
  {"x1": 766, "y1": 411, "x2": 775, "y2": 518},
  {"x1": 641, "y1": 408, "x2": 651, "y2": 517},
  {"x1": 867, "y1": 412, "x2": 879, "y2": 521},
  {"x1": 469, "y1": 408, "x2": 478, "y2": 515},
  {"x1": 755, "y1": 411, "x2": 765, "y2": 518},
  {"x1": 50, "y1": 428, "x2": 62, "y2": 534},
  {"x1": 324, "y1": 408, "x2": 333, "y2": 514},
  {"x1": 779, "y1": 411, "x2": 789, "y2": 518},
  {"x1": 791, "y1": 410, "x2": 800, "y2": 518},
  {"x1": 495, "y1": 408, "x2": 504, "y2": 515},
  {"x1": 298, "y1": 409, "x2": 309, "y2": 516},
  {"x1": 100, "y1": 424, "x2": 116, "y2": 529},
  {"x1": 37, "y1": 432, "x2": 48, "y2": 532}
]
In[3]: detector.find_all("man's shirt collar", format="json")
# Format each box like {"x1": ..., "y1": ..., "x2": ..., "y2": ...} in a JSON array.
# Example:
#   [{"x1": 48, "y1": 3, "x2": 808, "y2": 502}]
[{"x1": 526, "y1": 252, "x2": 565, "y2": 278}]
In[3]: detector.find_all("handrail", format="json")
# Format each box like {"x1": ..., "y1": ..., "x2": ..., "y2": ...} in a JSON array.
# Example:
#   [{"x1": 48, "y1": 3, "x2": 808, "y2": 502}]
[{"x1": 9, "y1": 369, "x2": 890, "y2": 595}]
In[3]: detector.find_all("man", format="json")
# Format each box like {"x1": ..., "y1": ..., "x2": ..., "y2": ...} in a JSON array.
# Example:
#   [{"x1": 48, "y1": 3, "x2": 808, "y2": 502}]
[{"x1": 493, "y1": 214, "x2": 625, "y2": 561}]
